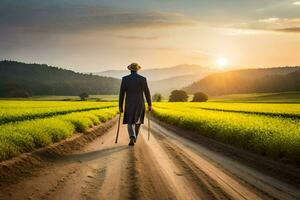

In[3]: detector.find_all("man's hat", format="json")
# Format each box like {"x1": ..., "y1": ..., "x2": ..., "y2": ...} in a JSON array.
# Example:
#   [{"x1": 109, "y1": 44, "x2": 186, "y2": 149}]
[{"x1": 127, "y1": 63, "x2": 141, "y2": 71}]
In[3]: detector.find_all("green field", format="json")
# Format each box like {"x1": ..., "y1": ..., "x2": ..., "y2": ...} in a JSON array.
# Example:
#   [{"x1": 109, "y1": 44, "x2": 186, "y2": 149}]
[
  {"x1": 209, "y1": 91, "x2": 300, "y2": 103},
  {"x1": 0, "y1": 95, "x2": 119, "y2": 102},
  {"x1": 0, "y1": 101, "x2": 117, "y2": 124},
  {"x1": 0, "y1": 101, "x2": 118, "y2": 161},
  {"x1": 178, "y1": 102, "x2": 300, "y2": 118},
  {"x1": 153, "y1": 102, "x2": 300, "y2": 165}
]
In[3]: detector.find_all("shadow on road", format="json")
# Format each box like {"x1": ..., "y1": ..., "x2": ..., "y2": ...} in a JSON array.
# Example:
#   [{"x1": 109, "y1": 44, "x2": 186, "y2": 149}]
[{"x1": 37, "y1": 145, "x2": 128, "y2": 163}]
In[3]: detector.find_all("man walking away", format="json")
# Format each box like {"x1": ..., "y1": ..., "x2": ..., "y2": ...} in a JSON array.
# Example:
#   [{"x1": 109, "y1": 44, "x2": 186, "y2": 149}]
[{"x1": 119, "y1": 63, "x2": 152, "y2": 146}]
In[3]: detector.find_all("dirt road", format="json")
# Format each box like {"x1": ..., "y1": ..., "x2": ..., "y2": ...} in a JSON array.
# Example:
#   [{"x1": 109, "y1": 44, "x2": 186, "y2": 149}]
[{"x1": 1, "y1": 119, "x2": 299, "y2": 200}]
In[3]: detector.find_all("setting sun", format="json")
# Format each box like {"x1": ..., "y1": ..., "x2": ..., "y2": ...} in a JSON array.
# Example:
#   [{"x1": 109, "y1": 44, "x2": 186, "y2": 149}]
[{"x1": 216, "y1": 57, "x2": 229, "y2": 69}]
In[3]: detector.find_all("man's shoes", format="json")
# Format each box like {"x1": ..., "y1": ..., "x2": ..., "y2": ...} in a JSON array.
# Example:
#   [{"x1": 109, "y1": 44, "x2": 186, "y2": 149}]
[{"x1": 128, "y1": 137, "x2": 135, "y2": 146}]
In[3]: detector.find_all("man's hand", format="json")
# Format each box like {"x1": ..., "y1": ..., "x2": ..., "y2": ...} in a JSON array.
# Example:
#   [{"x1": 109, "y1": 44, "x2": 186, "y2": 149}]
[
  {"x1": 119, "y1": 107, "x2": 123, "y2": 113},
  {"x1": 148, "y1": 105, "x2": 152, "y2": 111}
]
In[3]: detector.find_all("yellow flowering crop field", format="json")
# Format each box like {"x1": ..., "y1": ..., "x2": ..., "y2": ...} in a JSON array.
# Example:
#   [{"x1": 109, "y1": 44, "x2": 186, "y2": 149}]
[
  {"x1": 153, "y1": 102, "x2": 300, "y2": 165},
  {"x1": 0, "y1": 101, "x2": 118, "y2": 161}
]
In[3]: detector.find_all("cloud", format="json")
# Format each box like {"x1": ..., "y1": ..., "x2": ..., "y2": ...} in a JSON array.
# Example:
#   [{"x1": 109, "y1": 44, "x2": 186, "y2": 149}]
[
  {"x1": 292, "y1": 1, "x2": 300, "y2": 5},
  {"x1": 190, "y1": 50, "x2": 215, "y2": 62},
  {"x1": 153, "y1": 47, "x2": 181, "y2": 52},
  {"x1": 223, "y1": 28, "x2": 269, "y2": 36},
  {"x1": 258, "y1": 17, "x2": 280, "y2": 23},
  {"x1": 273, "y1": 27, "x2": 300, "y2": 32},
  {"x1": 0, "y1": 2, "x2": 196, "y2": 34},
  {"x1": 115, "y1": 35, "x2": 164, "y2": 40},
  {"x1": 258, "y1": 18, "x2": 300, "y2": 33},
  {"x1": 226, "y1": 17, "x2": 300, "y2": 34},
  {"x1": 193, "y1": 50, "x2": 216, "y2": 57}
]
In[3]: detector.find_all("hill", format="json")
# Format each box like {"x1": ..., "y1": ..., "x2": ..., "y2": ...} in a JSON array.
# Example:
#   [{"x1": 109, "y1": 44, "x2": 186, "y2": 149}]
[
  {"x1": 183, "y1": 67, "x2": 300, "y2": 96},
  {"x1": 148, "y1": 74, "x2": 205, "y2": 95},
  {"x1": 95, "y1": 64, "x2": 216, "y2": 81},
  {"x1": 0, "y1": 61, "x2": 120, "y2": 97}
]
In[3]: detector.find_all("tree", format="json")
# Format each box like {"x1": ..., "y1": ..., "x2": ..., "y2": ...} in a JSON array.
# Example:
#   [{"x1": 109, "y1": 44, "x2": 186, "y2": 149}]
[
  {"x1": 152, "y1": 93, "x2": 162, "y2": 102},
  {"x1": 191, "y1": 92, "x2": 208, "y2": 102},
  {"x1": 169, "y1": 90, "x2": 188, "y2": 102},
  {"x1": 9, "y1": 89, "x2": 31, "y2": 98},
  {"x1": 79, "y1": 92, "x2": 89, "y2": 101}
]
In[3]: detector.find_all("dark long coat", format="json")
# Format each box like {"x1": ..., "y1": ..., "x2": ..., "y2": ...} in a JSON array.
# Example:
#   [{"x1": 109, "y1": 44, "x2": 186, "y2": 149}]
[{"x1": 119, "y1": 72, "x2": 151, "y2": 124}]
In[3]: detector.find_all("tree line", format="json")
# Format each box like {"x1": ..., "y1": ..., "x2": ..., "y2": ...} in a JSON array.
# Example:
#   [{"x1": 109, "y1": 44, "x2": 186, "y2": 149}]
[
  {"x1": 152, "y1": 91, "x2": 208, "y2": 102},
  {"x1": 0, "y1": 61, "x2": 120, "y2": 97}
]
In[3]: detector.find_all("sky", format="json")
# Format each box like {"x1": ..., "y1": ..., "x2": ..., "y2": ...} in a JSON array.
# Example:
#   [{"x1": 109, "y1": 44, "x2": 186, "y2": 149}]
[{"x1": 0, "y1": 0, "x2": 300, "y2": 72}]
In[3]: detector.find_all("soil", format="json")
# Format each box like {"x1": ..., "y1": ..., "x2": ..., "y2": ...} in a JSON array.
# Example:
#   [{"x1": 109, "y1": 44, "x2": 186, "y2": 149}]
[{"x1": 0, "y1": 117, "x2": 299, "y2": 200}]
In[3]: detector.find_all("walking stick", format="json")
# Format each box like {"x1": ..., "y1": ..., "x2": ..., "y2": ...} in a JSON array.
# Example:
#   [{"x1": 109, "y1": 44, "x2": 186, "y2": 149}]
[
  {"x1": 115, "y1": 112, "x2": 122, "y2": 144},
  {"x1": 148, "y1": 110, "x2": 151, "y2": 141}
]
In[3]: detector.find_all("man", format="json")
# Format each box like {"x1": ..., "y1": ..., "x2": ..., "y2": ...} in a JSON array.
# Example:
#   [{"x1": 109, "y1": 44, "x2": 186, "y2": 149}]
[{"x1": 119, "y1": 63, "x2": 152, "y2": 146}]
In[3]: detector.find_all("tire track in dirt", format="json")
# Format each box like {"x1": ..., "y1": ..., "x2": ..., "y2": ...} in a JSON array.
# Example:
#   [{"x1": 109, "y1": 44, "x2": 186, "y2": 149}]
[
  {"x1": 149, "y1": 120, "x2": 300, "y2": 200},
  {"x1": 133, "y1": 137, "x2": 177, "y2": 200},
  {"x1": 127, "y1": 148, "x2": 139, "y2": 200},
  {"x1": 80, "y1": 167, "x2": 107, "y2": 199},
  {"x1": 139, "y1": 129, "x2": 214, "y2": 199},
  {"x1": 152, "y1": 132, "x2": 233, "y2": 200}
]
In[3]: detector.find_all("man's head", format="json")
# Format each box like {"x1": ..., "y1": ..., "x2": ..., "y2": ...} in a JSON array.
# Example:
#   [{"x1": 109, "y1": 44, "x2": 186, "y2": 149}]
[{"x1": 127, "y1": 63, "x2": 141, "y2": 72}]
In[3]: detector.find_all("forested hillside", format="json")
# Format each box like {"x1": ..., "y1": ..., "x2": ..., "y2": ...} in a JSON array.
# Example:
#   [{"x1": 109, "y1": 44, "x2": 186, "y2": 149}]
[
  {"x1": 183, "y1": 67, "x2": 300, "y2": 96},
  {"x1": 0, "y1": 61, "x2": 120, "y2": 97}
]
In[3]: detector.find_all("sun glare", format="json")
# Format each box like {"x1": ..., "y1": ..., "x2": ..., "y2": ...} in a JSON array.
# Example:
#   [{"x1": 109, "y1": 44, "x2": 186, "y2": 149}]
[{"x1": 216, "y1": 57, "x2": 229, "y2": 69}]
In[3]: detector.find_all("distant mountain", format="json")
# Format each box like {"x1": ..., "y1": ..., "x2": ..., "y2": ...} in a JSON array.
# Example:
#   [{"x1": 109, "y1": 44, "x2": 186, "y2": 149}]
[
  {"x1": 148, "y1": 74, "x2": 206, "y2": 95},
  {"x1": 95, "y1": 64, "x2": 215, "y2": 81},
  {"x1": 183, "y1": 67, "x2": 300, "y2": 96},
  {"x1": 0, "y1": 61, "x2": 120, "y2": 97},
  {"x1": 95, "y1": 64, "x2": 217, "y2": 95}
]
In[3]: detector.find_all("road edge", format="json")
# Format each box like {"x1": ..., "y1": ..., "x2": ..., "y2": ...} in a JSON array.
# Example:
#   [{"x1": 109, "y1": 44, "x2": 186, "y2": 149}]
[{"x1": 0, "y1": 117, "x2": 117, "y2": 186}]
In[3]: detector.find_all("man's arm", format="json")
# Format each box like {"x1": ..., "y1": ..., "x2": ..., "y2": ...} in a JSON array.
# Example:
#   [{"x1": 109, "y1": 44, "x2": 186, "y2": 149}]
[
  {"x1": 143, "y1": 78, "x2": 152, "y2": 111},
  {"x1": 119, "y1": 78, "x2": 126, "y2": 113}
]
